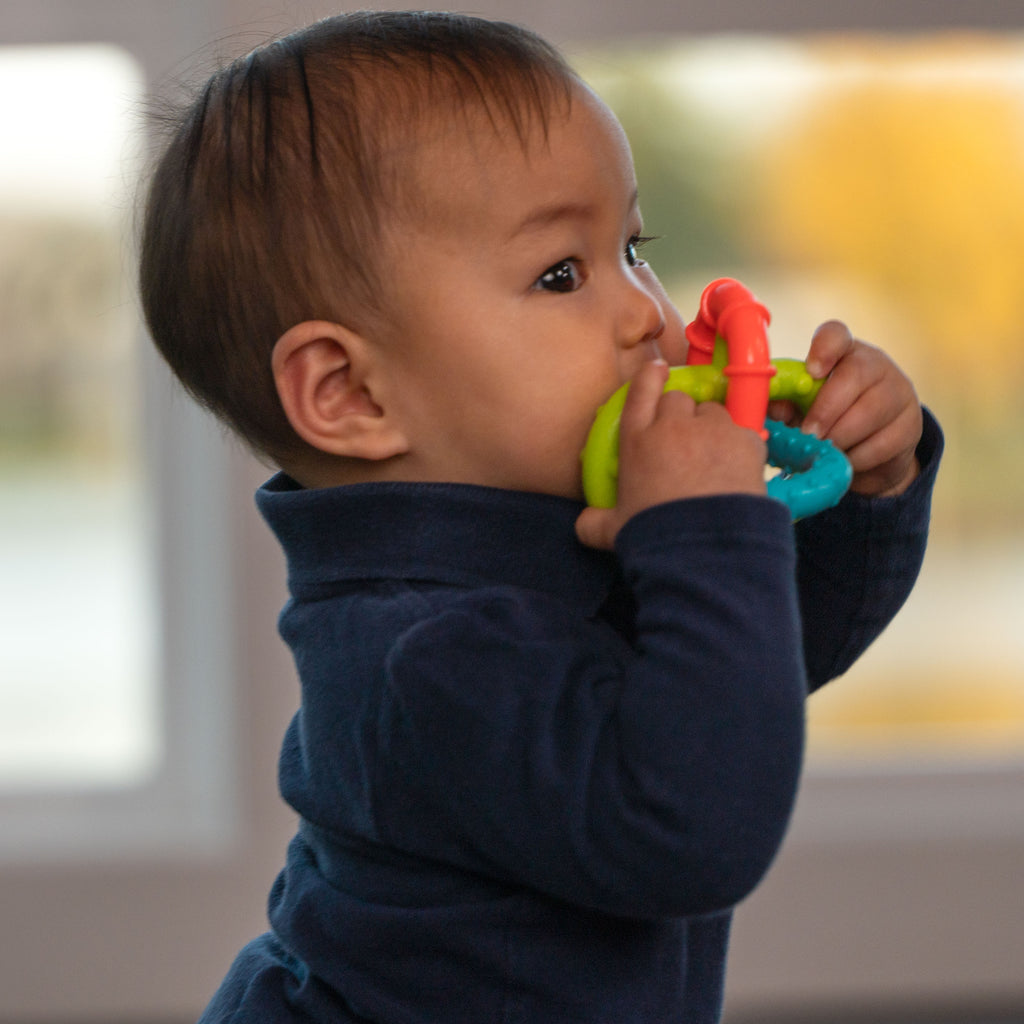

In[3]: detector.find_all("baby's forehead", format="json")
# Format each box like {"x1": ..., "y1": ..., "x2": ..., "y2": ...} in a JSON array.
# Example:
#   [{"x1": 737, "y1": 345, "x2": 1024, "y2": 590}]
[
  {"x1": 368, "y1": 81, "x2": 579, "y2": 218},
  {"x1": 388, "y1": 85, "x2": 633, "y2": 242}
]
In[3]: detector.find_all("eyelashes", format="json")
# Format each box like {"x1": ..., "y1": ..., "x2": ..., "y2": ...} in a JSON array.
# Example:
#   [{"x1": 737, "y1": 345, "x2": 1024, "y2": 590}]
[{"x1": 626, "y1": 234, "x2": 658, "y2": 267}]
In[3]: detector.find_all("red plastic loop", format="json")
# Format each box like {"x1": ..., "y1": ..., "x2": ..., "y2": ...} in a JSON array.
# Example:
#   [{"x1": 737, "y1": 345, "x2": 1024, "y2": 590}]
[{"x1": 685, "y1": 278, "x2": 776, "y2": 436}]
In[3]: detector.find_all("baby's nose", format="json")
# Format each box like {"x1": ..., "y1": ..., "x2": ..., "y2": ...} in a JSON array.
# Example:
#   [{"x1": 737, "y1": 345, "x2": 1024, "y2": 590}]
[{"x1": 620, "y1": 281, "x2": 666, "y2": 350}]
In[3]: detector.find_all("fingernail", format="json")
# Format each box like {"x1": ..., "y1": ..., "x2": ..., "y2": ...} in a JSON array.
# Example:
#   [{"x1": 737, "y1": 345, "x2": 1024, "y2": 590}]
[{"x1": 802, "y1": 422, "x2": 820, "y2": 438}]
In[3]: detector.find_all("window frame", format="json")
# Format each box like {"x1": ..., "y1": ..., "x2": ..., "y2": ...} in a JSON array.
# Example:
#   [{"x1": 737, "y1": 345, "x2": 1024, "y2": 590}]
[{"x1": 0, "y1": 350, "x2": 240, "y2": 864}]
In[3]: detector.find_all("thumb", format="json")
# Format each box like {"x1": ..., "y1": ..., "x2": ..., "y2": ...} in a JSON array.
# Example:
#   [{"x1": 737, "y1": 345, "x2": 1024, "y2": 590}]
[{"x1": 574, "y1": 505, "x2": 621, "y2": 551}]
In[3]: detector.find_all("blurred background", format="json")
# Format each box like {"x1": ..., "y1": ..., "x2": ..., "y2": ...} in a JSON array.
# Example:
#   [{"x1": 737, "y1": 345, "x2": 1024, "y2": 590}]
[{"x1": 0, "y1": 1, "x2": 1022, "y2": 1021}]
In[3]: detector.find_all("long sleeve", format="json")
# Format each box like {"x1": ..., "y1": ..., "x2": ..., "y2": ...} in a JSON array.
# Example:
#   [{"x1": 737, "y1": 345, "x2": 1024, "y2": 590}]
[
  {"x1": 795, "y1": 407, "x2": 943, "y2": 691},
  {"x1": 373, "y1": 495, "x2": 805, "y2": 920},
  {"x1": 223, "y1": 456, "x2": 944, "y2": 1024}
]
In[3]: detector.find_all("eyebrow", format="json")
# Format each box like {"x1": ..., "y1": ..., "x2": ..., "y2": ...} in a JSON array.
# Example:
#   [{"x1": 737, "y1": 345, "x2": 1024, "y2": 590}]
[{"x1": 508, "y1": 188, "x2": 640, "y2": 241}]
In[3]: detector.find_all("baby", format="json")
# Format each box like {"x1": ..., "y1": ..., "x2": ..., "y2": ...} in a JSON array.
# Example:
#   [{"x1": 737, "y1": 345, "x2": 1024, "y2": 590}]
[{"x1": 139, "y1": 11, "x2": 941, "y2": 1023}]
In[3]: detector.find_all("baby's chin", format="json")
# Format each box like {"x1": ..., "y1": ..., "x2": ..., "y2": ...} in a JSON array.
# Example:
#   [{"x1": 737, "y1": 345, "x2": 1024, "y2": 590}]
[{"x1": 534, "y1": 471, "x2": 589, "y2": 505}]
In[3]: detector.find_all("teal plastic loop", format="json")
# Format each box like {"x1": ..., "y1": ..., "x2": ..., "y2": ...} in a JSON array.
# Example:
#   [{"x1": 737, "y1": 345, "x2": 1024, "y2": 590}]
[{"x1": 764, "y1": 418, "x2": 852, "y2": 520}]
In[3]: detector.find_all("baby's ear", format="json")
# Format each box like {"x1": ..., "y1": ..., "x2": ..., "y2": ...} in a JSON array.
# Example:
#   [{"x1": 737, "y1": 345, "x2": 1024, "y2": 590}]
[{"x1": 272, "y1": 321, "x2": 409, "y2": 461}]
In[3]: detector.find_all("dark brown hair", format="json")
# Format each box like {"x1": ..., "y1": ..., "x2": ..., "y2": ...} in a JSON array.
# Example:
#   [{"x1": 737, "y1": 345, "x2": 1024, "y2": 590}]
[{"x1": 138, "y1": 11, "x2": 578, "y2": 462}]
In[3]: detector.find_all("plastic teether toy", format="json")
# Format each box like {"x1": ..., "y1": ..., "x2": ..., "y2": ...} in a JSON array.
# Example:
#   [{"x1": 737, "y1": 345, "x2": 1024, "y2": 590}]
[{"x1": 580, "y1": 278, "x2": 853, "y2": 519}]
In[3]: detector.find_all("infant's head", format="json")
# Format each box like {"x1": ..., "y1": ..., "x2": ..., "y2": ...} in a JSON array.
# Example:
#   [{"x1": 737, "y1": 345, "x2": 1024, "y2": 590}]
[{"x1": 141, "y1": 11, "x2": 686, "y2": 493}]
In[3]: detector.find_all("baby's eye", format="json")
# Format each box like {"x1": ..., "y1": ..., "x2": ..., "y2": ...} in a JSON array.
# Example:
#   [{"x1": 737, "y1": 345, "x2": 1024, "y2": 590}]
[
  {"x1": 535, "y1": 259, "x2": 583, "y2": 293},
  {"x1": 625, "y1": 235, "x2": 657, "y2": 268}
]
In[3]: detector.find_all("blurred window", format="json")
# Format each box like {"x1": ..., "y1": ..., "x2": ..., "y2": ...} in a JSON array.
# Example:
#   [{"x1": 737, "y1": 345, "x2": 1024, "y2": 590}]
[
  {"x1": 3, "y1": 36, "x2": 1021, "y2": 807},
  {"x1": 0, "y1": 46, "x2": 158, "y2": 789},
  {"x1": 578, "y1": 35, "x2": 1024, "y2": 768}
]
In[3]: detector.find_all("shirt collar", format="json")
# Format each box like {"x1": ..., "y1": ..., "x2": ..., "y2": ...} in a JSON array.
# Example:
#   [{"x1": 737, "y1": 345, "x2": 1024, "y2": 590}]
[{"x1": 256, "y1": 476, "x2": 618, "y2": 616}]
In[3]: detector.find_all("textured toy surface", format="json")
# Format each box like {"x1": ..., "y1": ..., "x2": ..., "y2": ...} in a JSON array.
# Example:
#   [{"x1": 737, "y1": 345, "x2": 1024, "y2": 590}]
[{"x1": 580, "y1": 279, "x2": 853, "y2": 519}]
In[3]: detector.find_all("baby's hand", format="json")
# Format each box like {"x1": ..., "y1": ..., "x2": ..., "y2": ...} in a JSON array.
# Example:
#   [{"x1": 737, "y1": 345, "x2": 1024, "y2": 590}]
[
  {"x1": 769, "y1": 321, "x2": 922, "y2": 498},
  {"x1": 576, "y1": 360, "x2": 767, "y2": 551}
]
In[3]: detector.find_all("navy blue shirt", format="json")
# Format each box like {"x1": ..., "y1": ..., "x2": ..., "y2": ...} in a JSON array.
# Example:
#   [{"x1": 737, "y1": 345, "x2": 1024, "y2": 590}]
[{"x1": 200, "y1": 413, "x2": 941, "y2": 1024}]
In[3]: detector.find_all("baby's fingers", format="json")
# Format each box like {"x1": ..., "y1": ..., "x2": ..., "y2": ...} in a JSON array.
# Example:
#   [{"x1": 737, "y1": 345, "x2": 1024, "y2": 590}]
[
  {"x1": 576, "y1": 360, "x2": 669, "y2": 551},
  {"x1": 620, "y1": 358, "x2": 669, "y2": 436},
  {"x1": 802, "y1": 340, "x2": 887, "y2": 440},
  {"x1": 805, "y1": 320, "x2": 855, "y2": 380},
  {"x1": 844, "y1": 401, "x2": 922, "y2": 496}
]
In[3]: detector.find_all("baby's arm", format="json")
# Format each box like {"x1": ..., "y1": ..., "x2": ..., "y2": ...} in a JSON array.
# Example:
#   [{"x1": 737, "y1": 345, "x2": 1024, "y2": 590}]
[
  {"x1": 376, "y1": 499, "x2": 805, "y2": 920},
  {"x1": 779, "y1": 323, "x2": 941, "y2": 689},
  {"x1": 576, "y1": 324, "x2": 940, "y2": 694}
]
